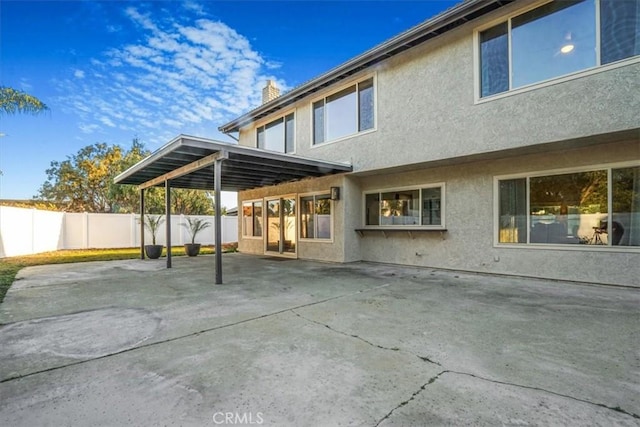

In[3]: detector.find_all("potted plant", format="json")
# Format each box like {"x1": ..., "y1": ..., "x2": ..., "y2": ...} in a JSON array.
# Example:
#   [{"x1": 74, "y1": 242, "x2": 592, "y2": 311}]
[
  {"x1": 181, "y1": 217, "x2": 211, "y2": 256},
  {"x1": 141, "y1": 214, "x2": 164, "y2": 259}
]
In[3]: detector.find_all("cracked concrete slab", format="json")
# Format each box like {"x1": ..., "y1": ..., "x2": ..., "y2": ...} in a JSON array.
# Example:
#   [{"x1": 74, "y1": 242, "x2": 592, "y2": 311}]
[
  {"x1": 0, "y1": 254, "x2": 638, "y2": 426},
  {"x1": 378, "y1": 371, "x2": 638, "y2": 426}
]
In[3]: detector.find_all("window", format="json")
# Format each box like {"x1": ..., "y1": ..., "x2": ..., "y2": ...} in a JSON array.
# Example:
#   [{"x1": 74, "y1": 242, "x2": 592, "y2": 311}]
[
  {"x1": 242, "y1": 201, "x2": 263, "y2": 238},
  {"x1": 365, "y1": 185, "x2": 444, "y2": 227},
  {"x1": 313, "y1": 78, "x2": 374, "y2": 144},
  {"x1": 300, "y1": 194, "x2": 332, "y2": 240},
  {"x1": 497, "y1": 165, "x2": 640, "y2": 246},
  {"x1": 257, "y1": 113, "x2": 294, "y2": 153},
  {"x1": 479, "y1": 0, "x2": 640, "y2": 97}
]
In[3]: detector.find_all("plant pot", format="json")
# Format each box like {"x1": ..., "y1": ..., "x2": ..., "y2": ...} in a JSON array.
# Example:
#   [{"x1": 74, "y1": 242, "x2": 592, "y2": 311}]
[
  {"x1": 144, "y1": 244, "x2": 163, "y2": 259},
  {"x1": 184, "y1": 243, "x2": 201, "y2": 257}
]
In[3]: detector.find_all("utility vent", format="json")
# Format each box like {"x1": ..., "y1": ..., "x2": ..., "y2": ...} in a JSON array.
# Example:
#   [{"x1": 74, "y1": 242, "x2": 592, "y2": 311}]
[{"x1": 262, "y1": 80, "x2": 280, "y2": 104}]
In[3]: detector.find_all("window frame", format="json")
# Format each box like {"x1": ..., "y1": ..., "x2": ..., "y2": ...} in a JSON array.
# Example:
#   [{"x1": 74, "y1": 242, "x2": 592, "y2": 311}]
[
  {"x1": 493, "y1": 161, "x2": 640, "y2": 251},
  {"x1": 255, "y1": 110, "x2": 296, "y2": 154},
  {"x1": 310, "y1": 74, "x2": 377, "y2": 147},
  {"x1": 298, "y1": 192, "x2": 334, "y2": 242},
  {"x1": 362, "y1": 183, "x2": 446, "y2": 229},
  {"x1": 474, "y1": 0, "x2": 640, "y2": 103},
  {"x1": 241, "y1": 199, "x2": 264, "y2": 239}
]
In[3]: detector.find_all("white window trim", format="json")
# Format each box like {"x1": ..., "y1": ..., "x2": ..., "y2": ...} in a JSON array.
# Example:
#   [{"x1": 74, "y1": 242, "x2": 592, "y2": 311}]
[
  {"x1": 493, "y1": 160, "x2": 640, "y2": 252},
  {"x1": 310, "y1": 73, "x2": 378, "y2": 148},
  {"x1": 473, "y1": 0, "x2": 640, "y2": 104},
  {"x1": 255, "y1": 109, "x2": 297, "y2": 154},
  {"x1": 241, "y1": 199, "x2": 264, "y2": 240},
  {"x1": 298, "y1": 191, "x2": 334, "y2": 243},
  {"x1": 362, "y1": 183, "x2": 446, "y2": 229}
]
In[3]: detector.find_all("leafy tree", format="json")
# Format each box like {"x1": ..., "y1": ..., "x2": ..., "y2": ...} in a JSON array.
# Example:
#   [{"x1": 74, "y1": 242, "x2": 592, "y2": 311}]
[
  {"x1": 38, "y1": 142, "x2": 126, "y2": 212},
  {"x1": 0, "y1": 86, "x2": 49, "y2": 115},
  {"x1": 37, "y1": 139, "x2": 218, "y2": 214}
]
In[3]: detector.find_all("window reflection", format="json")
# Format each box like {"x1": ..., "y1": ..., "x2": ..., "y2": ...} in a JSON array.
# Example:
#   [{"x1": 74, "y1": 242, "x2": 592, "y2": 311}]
[
  {"x1": 326, "y1": 87, "x2": 357, "y2": 141},
  {"x1": 479, "y1": 0, "x2": 640, "y2": 97},
  {"x1": 530, "y1": 171, "x2": 607, "y2": 244},
  {"x1": 512, "y1": 0, "x2": 596, "y2": 89},
  {"x1": 498, "y1": 166, "x2": 640, "y2": 247},
  {"x1": 612, "y1": 166, "x2": 640, "y2": 246}
]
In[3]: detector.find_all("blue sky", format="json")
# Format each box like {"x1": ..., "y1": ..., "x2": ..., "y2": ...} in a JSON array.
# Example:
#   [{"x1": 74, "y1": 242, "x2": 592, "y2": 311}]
[{"x1": 0, "y1": 0, "x2": 457, "y2": 207}]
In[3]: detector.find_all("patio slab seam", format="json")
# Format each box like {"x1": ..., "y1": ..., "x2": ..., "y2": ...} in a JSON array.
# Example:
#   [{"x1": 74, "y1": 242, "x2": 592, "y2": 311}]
[
  {"x1": 375, "y1": 370, "x2": 640, "y2": 426},
  {"x1": 290, "y1": 309, "x2": 640, "y2": 424},
  {"x1": 0, "y1": 281, "x2": 393, "y2": 384}
]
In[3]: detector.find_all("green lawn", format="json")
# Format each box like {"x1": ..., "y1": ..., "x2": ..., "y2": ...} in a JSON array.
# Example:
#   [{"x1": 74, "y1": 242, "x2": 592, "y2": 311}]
[{"x1": 0, "y1": 245, "x2": 237, "y2": 304}]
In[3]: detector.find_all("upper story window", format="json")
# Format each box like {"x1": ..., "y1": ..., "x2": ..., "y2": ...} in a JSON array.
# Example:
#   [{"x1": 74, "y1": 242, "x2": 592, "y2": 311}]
[
  {"x1": 257, "y1": 113, "x2": 294, "y2": 153},
  {"x1": 313, "y1": 77, "x2": 375, "y2": 145},
  {"x1": 365, "y1": 185, "x2": 444, "y2": 227},
  {"x1": 479, "y1": 0, "x2": 640, "y2": 98},
  {"x1": 497, "y1": 165, "x2": 640, "y2": 247}
]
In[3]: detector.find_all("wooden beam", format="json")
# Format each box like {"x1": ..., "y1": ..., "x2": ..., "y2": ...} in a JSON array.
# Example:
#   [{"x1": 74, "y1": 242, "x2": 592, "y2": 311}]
[{"x1": 138, "y1": 150, "x2": 228, "y2": 190}]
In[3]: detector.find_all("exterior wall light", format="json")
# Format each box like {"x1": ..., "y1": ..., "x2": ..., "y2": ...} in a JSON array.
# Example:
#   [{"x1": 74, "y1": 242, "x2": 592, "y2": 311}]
[{"x1": 330, "y1": 186, "x2": 340, "y2": 201}]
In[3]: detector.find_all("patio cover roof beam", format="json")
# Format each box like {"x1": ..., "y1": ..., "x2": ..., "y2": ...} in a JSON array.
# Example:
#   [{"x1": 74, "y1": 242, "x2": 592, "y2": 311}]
[{"x1": 138, "y1": 150, "x2": 228, "y2": 190}]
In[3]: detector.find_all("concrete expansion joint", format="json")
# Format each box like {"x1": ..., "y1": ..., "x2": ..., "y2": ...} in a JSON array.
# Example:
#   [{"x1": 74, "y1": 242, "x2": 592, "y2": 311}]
[
  {"x1": 375, "y1": 370, "x2": 448, "y2": 426},
  {"x1": 0, "y1": 287, "x2": 396, "y2": 384},
  {"x1": 376, "y1": 369, "x2": 640, "y2": 425},
  {"x1": 446, "y1": 370, "x2": 640, "y2": 421},
  {"x1": 290, "y1": 309, "x2": 402, "y2": 353},
  {"x1": 290, "y1": 309, "x2": 443, "y2": 367}
]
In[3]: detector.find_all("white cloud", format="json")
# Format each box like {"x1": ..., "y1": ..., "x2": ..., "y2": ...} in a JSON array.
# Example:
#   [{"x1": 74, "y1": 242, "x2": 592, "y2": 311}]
[
  {"x1": 99, "y1": 116, "x2": 116, "y2": 127},
  {"x1": 79, "y1": 123, "x2": 100, "y2": 134},
  {"x1": 55, "y1": 4, "x2": 285, "y2": 146}
]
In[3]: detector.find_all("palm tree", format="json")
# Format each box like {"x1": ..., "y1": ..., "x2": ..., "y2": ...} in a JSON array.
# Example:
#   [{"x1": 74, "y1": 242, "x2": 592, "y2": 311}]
[
  {"x1": 143, "y1": 215, "x2": 165, "y2": 245},
  {"x1": 0, "y1": 86, "x2": 49, "y2": 115},
  {"x1": 181, "y1": 217, "x2": 211, "y2": 244}
]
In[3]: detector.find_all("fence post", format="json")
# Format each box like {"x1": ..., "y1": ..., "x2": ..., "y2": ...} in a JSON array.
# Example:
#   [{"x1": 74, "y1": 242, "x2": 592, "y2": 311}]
[
  {"x1": 31, "y1": 208, "x2": 36, "y2": 254},
  {"x1": 131, "y1": 213, "x2": 136, "y2": 248},
  {"x1": 83, "y1": 212, "x2": 89, "y2": 249},
  {"x1": 180, "y1": 214, "x2": 185, "y2": 245}
]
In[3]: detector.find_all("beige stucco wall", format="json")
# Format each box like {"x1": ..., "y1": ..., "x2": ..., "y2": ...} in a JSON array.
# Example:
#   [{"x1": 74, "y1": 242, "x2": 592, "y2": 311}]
[
  {"x1": 353, "y1": 139, "x2": 639, "y2": 287},
  {"x1": 237, "y1": 174, "x2": 350, "y2": 263},
  {"x1": 234, "y1": 0, "x2": 639, "y2": 286},
  {"x1": 237, "y1": 1, "x2": 639, "y2": 172}
]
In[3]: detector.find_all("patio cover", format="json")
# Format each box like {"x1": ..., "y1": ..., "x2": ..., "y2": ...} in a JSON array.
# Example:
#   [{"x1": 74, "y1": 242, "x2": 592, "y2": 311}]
[{"x1": 114, "y1": 135, "x2": 352, "y2": 283}]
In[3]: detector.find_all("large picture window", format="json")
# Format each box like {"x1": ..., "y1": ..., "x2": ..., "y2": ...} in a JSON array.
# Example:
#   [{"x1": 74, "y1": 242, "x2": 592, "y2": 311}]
[
  {"x1": 242, "y1": 201, "x2": 263, "y2": 238},
  {"x1": 313, "y1": 78, "x2": 374, "y2": 145},
  {"x1": 479, "y1": 0, "x2": 640, "y2": 98},
  {"x1": 497, "y1": 165, "x2": 640, "y2": 247},
  {"x1": 365, "y1": 185, "x2": 444, "y2": 227},
  {"x1": 257, "y1": 113, "x2": 294, "y2": 153},
  {"x1": 300, "y1": 194, "x2": 332, "y2": 240}
]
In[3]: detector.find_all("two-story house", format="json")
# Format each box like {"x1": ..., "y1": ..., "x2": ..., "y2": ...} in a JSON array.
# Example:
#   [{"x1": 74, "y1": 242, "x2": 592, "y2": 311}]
[{"x1": 218, "y1": 0, "x2": 639, "y2": 286}]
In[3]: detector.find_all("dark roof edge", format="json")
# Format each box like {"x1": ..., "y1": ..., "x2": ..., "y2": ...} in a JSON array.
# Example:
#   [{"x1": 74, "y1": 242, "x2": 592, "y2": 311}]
[
  {"x1": 219, "y1": 0, "x2": 507, "y2": 133},
  {"x1": 114, "y1": 134, "x2": 352, "y2": 185},
  {"x1": 114, "y1": 134, "x2": 209, "y2": 184}
]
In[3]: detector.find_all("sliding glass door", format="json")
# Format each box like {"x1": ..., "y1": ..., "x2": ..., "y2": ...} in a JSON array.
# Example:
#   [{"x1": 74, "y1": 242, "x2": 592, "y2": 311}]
[{"x1": 265, "y1": 197, "x2": 296, "y2": 255}]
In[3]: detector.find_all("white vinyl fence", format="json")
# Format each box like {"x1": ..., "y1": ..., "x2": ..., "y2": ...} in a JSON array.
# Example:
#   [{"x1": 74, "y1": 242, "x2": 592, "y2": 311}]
[{"x1": 0, "y1": 206, "x2": 238, "y2": 258}]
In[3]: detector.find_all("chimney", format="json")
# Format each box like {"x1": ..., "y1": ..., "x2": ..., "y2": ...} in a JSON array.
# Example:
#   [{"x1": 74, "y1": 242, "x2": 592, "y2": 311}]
[{"x1": 262, "y1": 80, "x2": 280, "y2": 104}]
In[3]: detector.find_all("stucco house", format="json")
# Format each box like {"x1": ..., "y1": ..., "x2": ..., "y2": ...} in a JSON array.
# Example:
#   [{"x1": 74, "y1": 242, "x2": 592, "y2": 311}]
[{"x1": 217, "y1": 0, "x2": 640, "y2": 287}]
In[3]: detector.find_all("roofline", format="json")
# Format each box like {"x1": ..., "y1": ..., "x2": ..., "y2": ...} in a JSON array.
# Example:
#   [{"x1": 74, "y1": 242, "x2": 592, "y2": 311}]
[
  {"x1": 218, "y1": 0, "x2": 508, "y2": 134},
  {"x1": 114, "y1": 134, "x2": 352, "y2": 185}
]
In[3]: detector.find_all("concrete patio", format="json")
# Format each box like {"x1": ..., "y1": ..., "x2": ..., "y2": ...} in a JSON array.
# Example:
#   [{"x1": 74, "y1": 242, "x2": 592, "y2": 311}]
[{"x1": 0, "y1": 253, "x2": 638, "y2": 426}]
